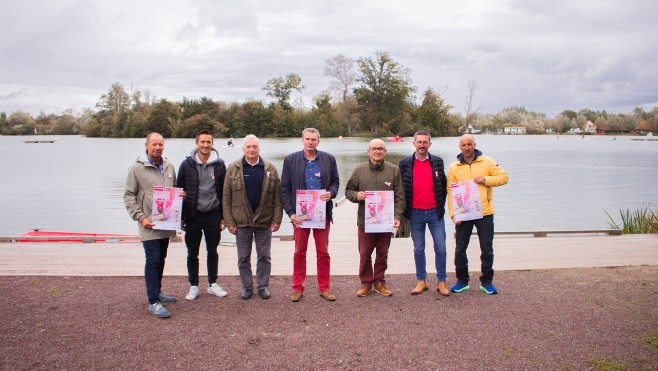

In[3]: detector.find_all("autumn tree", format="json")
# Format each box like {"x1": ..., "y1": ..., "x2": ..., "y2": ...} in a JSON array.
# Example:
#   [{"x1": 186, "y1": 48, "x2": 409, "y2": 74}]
[
  {"x1": 353, "y1": 51, "x2": 415, "y2": 135},
  {"x1": 462, "y1": 80, "x2": 480, "y2": 133},
  {"x1": 324, "y1": 54, "x2": 357, "y2": 135}
]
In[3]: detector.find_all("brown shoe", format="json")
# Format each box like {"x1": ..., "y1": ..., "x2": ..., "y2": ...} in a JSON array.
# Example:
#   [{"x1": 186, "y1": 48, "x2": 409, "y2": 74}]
[
  {"x1": 411, "y1": 280, "x2": 428, "y2": 295},
  {"x1": 356, "y1": 285, "x2": 371, "y2": 297},
  {"x1": 374, "y1": 282, "x2": 393, "y2": 297},
  {"x1": 290, "y1": 290, "x2": 303, "y2": 302},
  {"x1": 320, "y1": 290, "x2": 336, "y2": 301},
  {"x1": 437, "y1": 281, "x2": 450, "y2": 296}
]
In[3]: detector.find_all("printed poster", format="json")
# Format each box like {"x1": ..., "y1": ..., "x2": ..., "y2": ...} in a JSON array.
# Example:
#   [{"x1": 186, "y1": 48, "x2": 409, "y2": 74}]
[
  {"x1": 450, "y1": 180, "x2": 483, "y2": 222},
  {"x1": 151, "y1": 186, "x2": 184, "y2": 230},
  {"x1": 295, "y1": 189, "x2": 327, "y2": 229},
  {"x1": 364, "y1": 190, "x2": 395, "y2": 233}
]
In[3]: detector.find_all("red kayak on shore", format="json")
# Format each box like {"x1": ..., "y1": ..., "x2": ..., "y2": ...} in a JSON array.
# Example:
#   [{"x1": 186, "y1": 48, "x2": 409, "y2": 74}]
[
  {"x1": 18, "y1": 229, "x2": 141, "y2": 243},
  {"x1": 387, "y1": 136, "x2": 406, "y2": 142}
]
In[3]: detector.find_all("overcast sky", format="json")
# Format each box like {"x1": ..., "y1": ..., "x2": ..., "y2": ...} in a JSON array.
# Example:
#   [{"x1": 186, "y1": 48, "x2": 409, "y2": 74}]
[{"x1": 2, "y1": 0, "x2": 657, "y2": 117}]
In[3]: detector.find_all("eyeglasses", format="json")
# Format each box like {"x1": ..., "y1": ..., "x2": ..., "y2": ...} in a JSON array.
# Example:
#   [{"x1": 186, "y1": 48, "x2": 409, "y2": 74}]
[
  {"x1": 369, "y1": 147, "x2": 386, "y2": 152},
  {"x1": 414, "y1": 141, "x2": 430, "y2": 145}
]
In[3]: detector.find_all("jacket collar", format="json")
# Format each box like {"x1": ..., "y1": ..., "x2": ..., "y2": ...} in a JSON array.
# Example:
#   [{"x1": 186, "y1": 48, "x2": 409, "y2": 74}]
[{"x1": 457, "y1": 149, "x2": 482, "y2": 164}]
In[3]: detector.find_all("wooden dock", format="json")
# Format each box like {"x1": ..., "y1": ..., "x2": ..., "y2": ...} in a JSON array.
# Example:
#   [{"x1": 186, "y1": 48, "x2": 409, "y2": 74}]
[{"x1": 0, "y1": 199, "x2": 656, "y2": 277}]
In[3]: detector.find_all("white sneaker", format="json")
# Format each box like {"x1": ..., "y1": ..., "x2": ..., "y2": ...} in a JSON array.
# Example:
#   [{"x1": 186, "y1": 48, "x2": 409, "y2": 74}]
[
  {"x1": 207, "y1": 283, "x2": 228, "y2": 297},
  {"x1": 185, "y1": 285, "x2": 200, "y2": 301}
]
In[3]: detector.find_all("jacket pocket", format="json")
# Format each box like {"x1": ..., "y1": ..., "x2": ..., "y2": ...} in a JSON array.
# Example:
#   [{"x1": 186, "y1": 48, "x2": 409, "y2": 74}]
[{"x1": 230, "y1": 176, "x2": 243, "y2": 191}]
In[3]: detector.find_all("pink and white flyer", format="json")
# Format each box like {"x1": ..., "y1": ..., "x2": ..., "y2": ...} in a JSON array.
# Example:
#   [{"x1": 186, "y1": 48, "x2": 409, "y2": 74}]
[
  {"x1": 152, "y1": 186, "x2": 184, "y2": 230},
  {"x1": 450, "y1": 180, "x2": 483, "y2": 222},
  {"x1": 364, "y1": 190, "x2": 395, "y2": 233},
  {"x1": 295, "y1": 189, "x2": 327, "y2": 229}
]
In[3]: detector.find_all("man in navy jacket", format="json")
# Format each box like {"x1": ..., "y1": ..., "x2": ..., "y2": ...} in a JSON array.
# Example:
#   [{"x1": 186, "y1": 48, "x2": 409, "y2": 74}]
[
  {"x1": 176, "y1": 130, "x2": 228, "y2": 301},
  {"x1": 399, "y1": 130, "x2": 449, "y2": 296},
  {"x1": 280, "y1": 128, "x2": 340, "y2": 302}
]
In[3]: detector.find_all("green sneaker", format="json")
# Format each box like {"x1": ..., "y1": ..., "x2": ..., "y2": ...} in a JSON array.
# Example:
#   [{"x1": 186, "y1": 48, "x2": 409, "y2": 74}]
[
  {"x1": 450, "y1": 282, "x2": 470, "y2": 293},
  {"x1": 479, "y1": 282, "x2": 498, "y2": 295}
]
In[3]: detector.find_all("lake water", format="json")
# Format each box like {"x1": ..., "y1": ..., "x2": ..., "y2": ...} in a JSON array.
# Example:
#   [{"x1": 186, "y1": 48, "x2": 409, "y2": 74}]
[{"x1": 1, "y1": 134, "x2": 657, "y2": 237}]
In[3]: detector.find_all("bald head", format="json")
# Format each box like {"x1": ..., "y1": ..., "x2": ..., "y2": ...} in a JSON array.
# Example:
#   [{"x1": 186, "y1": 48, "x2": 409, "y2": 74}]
[
  {"x1": 459, "y1": 134, "x2": 477, "y2": 163},
  {"x1": 367, "y1": 139, "x2": 387, "y2": 165}
]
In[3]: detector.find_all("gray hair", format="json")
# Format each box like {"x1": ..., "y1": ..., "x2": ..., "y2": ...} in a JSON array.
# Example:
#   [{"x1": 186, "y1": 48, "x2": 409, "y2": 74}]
[
  {"x1": 302, "y1": 128, "x2": 320, "y2": 139},
  {"x1": 243, "y1": 134, "x2": 260, "y2": 145},
  {"x1": 145, "y1": 132, "x2": 163, "y2": 144}
]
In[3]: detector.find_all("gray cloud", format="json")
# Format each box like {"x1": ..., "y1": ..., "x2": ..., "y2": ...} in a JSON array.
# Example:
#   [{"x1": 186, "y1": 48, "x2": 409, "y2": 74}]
[{"x1": 1, "y1": 0, "x2": 657, "y2": 117}]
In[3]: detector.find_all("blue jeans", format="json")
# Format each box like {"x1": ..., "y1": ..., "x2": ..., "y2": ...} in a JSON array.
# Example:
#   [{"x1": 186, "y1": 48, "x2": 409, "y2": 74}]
[
  {"x1": 409, "y1": 208, "x2": 447, "y2": 282},
  {"x1": 142, "y1": 238, "x2": 169, "y2": 304}
]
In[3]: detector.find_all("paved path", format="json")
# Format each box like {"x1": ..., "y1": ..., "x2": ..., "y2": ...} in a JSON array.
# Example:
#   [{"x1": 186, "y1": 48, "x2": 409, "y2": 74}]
[{"x1": 1, "y1": 201, "x2": 656, "y2": 276}]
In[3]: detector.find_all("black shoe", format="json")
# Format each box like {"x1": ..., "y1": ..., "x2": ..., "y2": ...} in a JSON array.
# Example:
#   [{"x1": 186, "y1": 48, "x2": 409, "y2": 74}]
[
  {"x1": 258, "y1": 287, "x2": 271, "y2": 300},
  {"x1": 241, "y1": 288, "x2": 253, "y2": 300}
]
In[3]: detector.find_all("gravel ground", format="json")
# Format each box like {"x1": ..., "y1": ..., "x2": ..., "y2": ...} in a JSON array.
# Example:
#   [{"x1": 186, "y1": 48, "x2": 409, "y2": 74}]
[{"x1": 1, "y1": 266, "x2": 657, "y2": 370}]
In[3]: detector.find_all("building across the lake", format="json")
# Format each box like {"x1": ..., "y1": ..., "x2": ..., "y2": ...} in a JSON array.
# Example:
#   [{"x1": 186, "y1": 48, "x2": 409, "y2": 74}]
[{"x1": 504, "y1": 126, "x2": 527, "y2": 135}]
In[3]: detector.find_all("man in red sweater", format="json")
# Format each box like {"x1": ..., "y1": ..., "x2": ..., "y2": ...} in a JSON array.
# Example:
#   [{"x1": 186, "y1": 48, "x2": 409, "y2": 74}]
[{"x1": 398, "y1": 130, "x2": 449, "y2": 296}]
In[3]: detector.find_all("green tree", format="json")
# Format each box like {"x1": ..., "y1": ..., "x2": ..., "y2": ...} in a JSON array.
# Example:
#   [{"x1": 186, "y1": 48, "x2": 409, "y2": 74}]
[
  {"x1": 577, "y1": 108, "x2": 598, "y2": 123},
  {"x1": 353, "y1": 51, "x2": 416, "y2": 136},
  {"x1": 0, "y1": 112, "x2": 8, "y2": 134},
  {"x1": 417, "y1": 87, "x2": 452, "y2": 137},
  {"x1": 310, "y1": 92, "x2": 343, "y2": 137},
  {"x1": 146, "y1": 99, "x2": 180, "y2": 137},
  {"x1": 175, "y1": 113, "x2": 224, "y2": 138},
  {"x1": 262, "y1": 73, "x2": 305, "y2": 111},
  {"x1": 228, "y1": 100, "x2": 271, "y2": 138},
  {"x1": 92, "y1": 82, "x2": 133, "y2": 137},
  {"x1": 560, "y1": 109, "x2": 577, "y2": 120},
  {"x1": 180, "y1": 97, "x2": 221, "y2": 121}
]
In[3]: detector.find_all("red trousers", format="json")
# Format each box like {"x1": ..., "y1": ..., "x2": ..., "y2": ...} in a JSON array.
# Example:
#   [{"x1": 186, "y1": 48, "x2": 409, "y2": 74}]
[
  {"x1": 292, "y1": 219, "x2": 331, "y2": 292},
  {"x1": 357, "y1": 228, "x2": 392, "y2": 285}
]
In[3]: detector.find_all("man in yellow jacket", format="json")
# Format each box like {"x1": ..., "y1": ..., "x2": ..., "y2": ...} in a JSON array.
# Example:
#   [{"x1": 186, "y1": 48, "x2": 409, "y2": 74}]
[{"x1": 447, "y1": 134, "x2": 508, "y2": 295}]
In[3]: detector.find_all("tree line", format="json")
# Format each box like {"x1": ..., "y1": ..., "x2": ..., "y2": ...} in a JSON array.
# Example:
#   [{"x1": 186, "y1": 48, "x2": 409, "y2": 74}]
[{"x1": 2, "y1": 51, "x2": 657, "y2": 137}]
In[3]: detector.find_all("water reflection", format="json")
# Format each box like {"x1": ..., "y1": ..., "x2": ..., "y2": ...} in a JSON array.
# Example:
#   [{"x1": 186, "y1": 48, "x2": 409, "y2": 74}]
[{"x1": 1, "y1": 135, "x2": 657, "y2": 236}]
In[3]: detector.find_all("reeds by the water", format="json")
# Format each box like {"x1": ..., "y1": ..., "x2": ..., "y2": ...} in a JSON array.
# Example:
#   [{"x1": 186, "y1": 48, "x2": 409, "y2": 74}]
[{"x1": 605, "y1": 205, "x2": 658, "y2": 234}]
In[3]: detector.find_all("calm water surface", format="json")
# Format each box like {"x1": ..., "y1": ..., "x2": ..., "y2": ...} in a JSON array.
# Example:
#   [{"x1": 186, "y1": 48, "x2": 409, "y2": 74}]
[{"x1": 1, "y1": 135, "x2": 657, "y2": 237}]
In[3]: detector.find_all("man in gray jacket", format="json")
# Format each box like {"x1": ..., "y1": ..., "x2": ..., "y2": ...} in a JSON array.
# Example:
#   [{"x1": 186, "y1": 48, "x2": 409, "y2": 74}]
[
  {"x1": 345, "y1": 139, "x2": 405, "y2": 297},
  {"x1": 124, "y1": 132, "x2": 179, "y2": 318},
  {"x1": 223, "y1": 135, "x2": 283, "y2": 300}
]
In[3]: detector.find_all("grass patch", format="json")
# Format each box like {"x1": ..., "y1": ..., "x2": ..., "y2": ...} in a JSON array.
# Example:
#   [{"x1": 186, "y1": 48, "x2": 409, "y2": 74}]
[
  {"x1": 605, "y1": 205, "x2": 658, "y2": 234},
  {"x1": 588, "y1": 357, "x2": 628, "y2": 371},
  {"x1": 644, "y1": 331, "x2": 658, "y2": 348}
]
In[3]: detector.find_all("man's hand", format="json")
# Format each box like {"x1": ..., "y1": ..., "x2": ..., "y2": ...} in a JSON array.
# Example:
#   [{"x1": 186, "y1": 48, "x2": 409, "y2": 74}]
[
  {"x1": 271, "y1": 224, "x2": 280, "y2": 232},
  {"x1": 228, "y1": 225, "x2": 237, "y2": 234},
  {"x1": 319, "y1": 191, "x2": 332, "y2": 201},
  {"x1": 356, "y1": 191, "x2": 366, "y2": 201},
  {"x1": 140, "y1": 217, "x2": 154, "y2": 229},
  {"x1": 290, "y1": 214, "x2": 302, "y2": 226}
]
